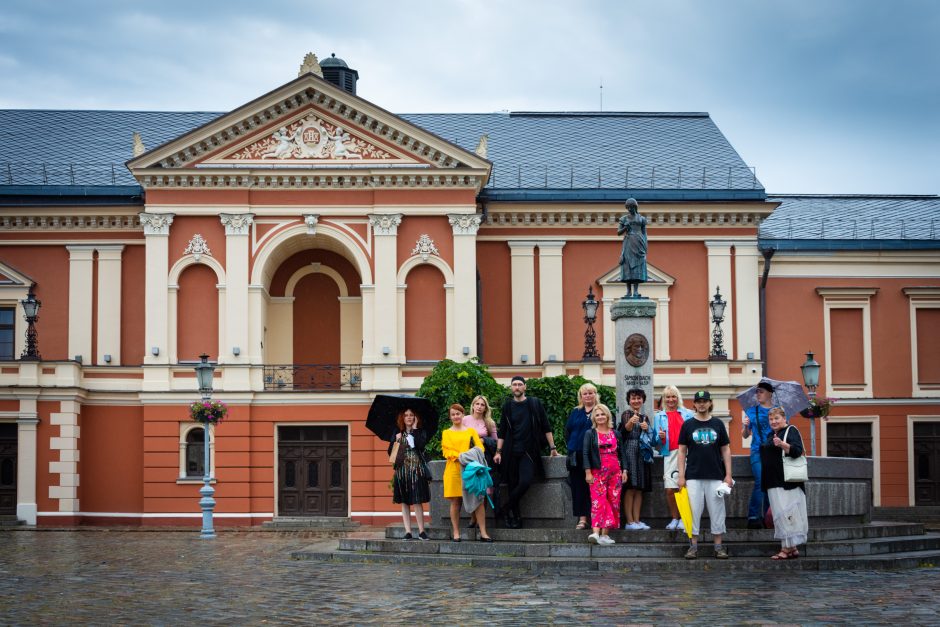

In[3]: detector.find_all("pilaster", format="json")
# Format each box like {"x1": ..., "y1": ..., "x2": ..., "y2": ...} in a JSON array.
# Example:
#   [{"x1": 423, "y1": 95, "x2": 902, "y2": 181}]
[
  {"x1": 220, "y1": 213, "x2": 253, "y2": 389},
  {"x1": 140, "y1": 212, "x2": 174, "y2": 365},
  {"x1": 734, "y1": 242, "x2": 761, "y2": 360},
  {"x1": 16, "y1": 397, "x2": 38, "y2": 524},
  {"x1": 508, "y1": 241, "x2": 537, "y2": 365},
  {"x1": 66, "y1": 245, "x2": 95, "y2": 363},
  {"x1": 48, "y1": 400, "x2": 81, "y2": 514},
  {"x1": 368, "y1": 214, "x2": 402, "y2": 364},
  {"x1": 95, "y1": 245, "x2": 124, "y2": 365},
  {"x1": 537, "y1": 241, "x2": 566, "y2": 362},
  {"x1": 449, "y1": 214, "x2": 482, "y2": 360}
]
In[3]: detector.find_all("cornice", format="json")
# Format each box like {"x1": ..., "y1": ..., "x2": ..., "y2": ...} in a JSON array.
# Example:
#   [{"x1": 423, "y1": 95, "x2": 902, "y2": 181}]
[
  {"x1": 483, "y1": 210, "x2": 766, "y2": 227},
  {"x1": 135, "y1": 169, "x2": 487, "y2": 191}
]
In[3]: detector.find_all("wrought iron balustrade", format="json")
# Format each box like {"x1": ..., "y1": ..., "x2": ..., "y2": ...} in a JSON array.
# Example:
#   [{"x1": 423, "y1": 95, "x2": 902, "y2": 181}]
[{"x1": 263, "y1": 364, "x2": 362, "y2": 391}]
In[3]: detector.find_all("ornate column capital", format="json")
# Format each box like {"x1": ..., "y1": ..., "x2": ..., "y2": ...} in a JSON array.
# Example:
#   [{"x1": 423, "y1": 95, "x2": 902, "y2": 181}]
[
  {"x1": 368, "y1": 213, "x2": 403, "y2": 236},
  {"x1": 303, "y1": 213, "x2": 320, "y2": 234},
  {"x1": 139, "y1": 212, "x2": 175, "y2": 236},
  {"x1": 220, "y1": 213, "x2": 255, "y2": 236},
  {"x1": 448, "y1": 213, "x2": 483, "y2": 235}
]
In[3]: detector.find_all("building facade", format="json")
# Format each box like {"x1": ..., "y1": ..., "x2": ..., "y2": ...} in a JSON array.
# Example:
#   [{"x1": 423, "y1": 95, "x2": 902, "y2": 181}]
[{"x1": 0, "y1": 56, "x2": 937, "y2": 526}]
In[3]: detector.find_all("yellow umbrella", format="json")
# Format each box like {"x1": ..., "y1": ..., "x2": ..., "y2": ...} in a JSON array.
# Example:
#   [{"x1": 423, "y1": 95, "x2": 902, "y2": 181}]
[{"x1": 674, "y1": 487, "x2": 694, "y2": 539}]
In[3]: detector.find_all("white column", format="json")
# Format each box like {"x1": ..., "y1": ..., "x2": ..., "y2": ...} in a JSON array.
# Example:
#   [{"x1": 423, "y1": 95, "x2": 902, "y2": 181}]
[
  {"x1": 368, "y1": 214, "x2": 402, "y2": 363},
  {"x1": 66, "y1": 245, "x2": 95, "y2": 363},
  {"x1": 140, "y1": 213, "x2": 174, "y2": 365},
  {"x1": 508, "y1": 241, "x2": 537, "y2": 365},
  {"x1": 655, "y1": 297, "x2": 671, "y2": 360},
  {"x1": 449, "y1": 214, "x2": 482, "y2": 360},
  {"x1": 537, "y1": 241, "x2": 566, "y2": 362},
  {"x1": 248, "y1": 285, "x2": 265, "y2": 365},
  {"x1": 734, "y1": 242, "x2": 761, "y2": 360},
  {"x1": 49, "y1": 400, "x2": 81, "y2": 514},
  {"x1": 95, "y1": 245, "x2": 124, "y2": 365},
  {"x1": 16, "y1": 397, "x2": 38, "y2": 524},
  {"x1": 360, "y1": 284, "x2": 376, "y2": 362},
  {"x1": 705, "y1": 241, "x2": 735, "y2": 360},
  {"x1": 220, "y1": 213, "x2": 253, "y2": 365}
]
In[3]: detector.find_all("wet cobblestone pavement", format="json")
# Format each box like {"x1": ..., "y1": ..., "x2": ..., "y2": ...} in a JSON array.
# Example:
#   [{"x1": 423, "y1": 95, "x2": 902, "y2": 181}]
[{"x1": 2, "y1": 530, "x2": 940, "y2": 625}]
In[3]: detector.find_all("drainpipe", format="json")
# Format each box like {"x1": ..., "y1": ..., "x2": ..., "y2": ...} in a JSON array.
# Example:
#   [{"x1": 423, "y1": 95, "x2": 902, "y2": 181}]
[{"x1": 759, "y1": 247, "x2": 775, "y2": 376}]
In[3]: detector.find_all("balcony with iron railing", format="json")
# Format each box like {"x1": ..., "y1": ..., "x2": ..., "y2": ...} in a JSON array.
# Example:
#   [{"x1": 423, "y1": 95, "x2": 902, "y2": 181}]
[{"x1": 262, "y1": 364, "x2": 363, "y2": 391}]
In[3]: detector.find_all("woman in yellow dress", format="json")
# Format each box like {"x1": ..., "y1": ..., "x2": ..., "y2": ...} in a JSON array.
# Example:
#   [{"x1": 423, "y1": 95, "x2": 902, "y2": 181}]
[{"x1": 441, "y1": 403, "x2": 484, "y2": 542}]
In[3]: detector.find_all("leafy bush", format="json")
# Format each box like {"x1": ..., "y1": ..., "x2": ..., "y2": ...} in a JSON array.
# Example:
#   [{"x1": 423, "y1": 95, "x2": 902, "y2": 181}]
[
  {"x1": 524, "y1": 375, "x2": 616, "y2": 455},
  {"x1": 417, "y1": 361, "x2": 613, "y2": 458},
  {"x1": 416, "y1": 359, "x2": 507, "y2": 458}
]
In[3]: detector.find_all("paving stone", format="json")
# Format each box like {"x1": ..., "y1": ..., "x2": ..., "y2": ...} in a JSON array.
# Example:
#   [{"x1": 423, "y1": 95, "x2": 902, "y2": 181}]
[{"x1": 3, "y1": 530, "x2": 940, "y2": 624}]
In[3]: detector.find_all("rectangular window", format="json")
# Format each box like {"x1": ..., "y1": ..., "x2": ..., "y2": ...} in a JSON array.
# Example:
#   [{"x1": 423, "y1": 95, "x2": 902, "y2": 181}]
[
  {"x1": 826, "y1": 422, "x2": 873, "y2": 459},
  {"x1": 0, "y1": 307, "x2": 14, "y2": 361},
  {"x1": 830, "y1": 308, "x2": 865, "y2": 385},
  {"x1": 915, "y1": 308, "x2": 940, "y2": 385}
]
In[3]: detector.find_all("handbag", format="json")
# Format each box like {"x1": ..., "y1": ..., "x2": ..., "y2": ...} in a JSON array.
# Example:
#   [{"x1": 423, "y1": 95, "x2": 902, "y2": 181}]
[
  {"x1": 781, "y1": 425, "x2": 808, "y2": 482},
  {"x1": 566, "y1": 449, "x2": 579, "y2": 470},
  {"x1": 388, "y1": 440, "x2": 401, "y2": 465}
]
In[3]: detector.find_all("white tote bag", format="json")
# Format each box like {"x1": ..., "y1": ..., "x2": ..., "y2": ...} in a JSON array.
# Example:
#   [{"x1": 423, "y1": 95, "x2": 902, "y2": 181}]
[{"x1": 781, "y1": 425, "x2": 808, "y2": 482}]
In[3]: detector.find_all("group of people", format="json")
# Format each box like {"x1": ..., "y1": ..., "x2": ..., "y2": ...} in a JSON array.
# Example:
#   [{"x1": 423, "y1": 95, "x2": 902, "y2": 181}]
[{"x1": 387, "y1": 377, "x2": 808, "y2": 560}]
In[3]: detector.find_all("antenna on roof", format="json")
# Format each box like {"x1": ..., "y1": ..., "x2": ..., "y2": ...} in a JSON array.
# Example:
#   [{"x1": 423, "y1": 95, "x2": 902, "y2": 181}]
[{"x1": 599, "y1": 78, "x2": 603, "y2": 112}]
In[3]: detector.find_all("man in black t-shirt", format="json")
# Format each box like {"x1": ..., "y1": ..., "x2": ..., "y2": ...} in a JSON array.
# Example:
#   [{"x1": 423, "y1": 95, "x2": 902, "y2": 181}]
[
  {"x1": 493, "y1": 376, "x2": 559, "y2": 528},
  {"x1": 677, "y1": 390, "x2": 733, "y2": 560}
]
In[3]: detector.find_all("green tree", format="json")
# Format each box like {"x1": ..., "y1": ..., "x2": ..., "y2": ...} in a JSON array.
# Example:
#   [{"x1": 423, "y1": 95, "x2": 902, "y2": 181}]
[{"x1": 524, "y1": 375, "x2": 616, "y2": 455}]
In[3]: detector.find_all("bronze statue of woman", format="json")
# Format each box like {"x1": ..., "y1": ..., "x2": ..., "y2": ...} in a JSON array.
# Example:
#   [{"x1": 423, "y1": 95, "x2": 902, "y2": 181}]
[{"x1": 618, "y1": 198, "x2": 648, "y2": 298}]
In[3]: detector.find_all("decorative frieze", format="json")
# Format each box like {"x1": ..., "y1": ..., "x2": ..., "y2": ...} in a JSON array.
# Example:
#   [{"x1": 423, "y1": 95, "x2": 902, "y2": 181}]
[
  {"x1": 303, "y1": 213, "x2": 320, "y2": 234},
  {"x1": 0, "y1": 215, "x2": 140, "y2": 230},
  {"x1": 412, "y1": 234, "x2": 440, "y2": 261},
  {"x1": 368, "y1": 213, "x2": 403, "y2": 236},
  {"x1": 184, "y1": 234, "x2": 211, "y2": 262},
  {"x1": 139, "y1": 212, "x2": 174, "y2": 236},
  {"x1": 220, "y1": 213, "x2": 254, "y2": 236},
  {"x1": 448, "y1": 213, "x2": 483, "y2": 235},
  {"x1": 485, "y1": 211, "x2": 767, "y2": 227}
]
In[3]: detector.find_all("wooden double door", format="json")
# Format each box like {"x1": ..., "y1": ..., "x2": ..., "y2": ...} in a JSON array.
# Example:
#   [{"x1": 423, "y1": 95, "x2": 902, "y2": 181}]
[
  {"x1": 915, "y1": 421, "x2": 940, "y2": 506},
  {"x1": 0, "y1": 423, "x2": 16, "y2": 515},
  {"x1": 277, "y1": 426, "x2": 348, "y2": 517}
]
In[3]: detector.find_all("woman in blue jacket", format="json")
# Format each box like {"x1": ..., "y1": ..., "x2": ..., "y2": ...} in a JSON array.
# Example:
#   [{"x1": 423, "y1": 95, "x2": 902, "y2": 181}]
[{"x1": 564, "y1": 382, "x2": 599, "y2": 530}]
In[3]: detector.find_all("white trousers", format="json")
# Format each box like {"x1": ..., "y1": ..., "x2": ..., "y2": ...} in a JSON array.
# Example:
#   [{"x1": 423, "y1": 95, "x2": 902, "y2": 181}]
[{"x1": 687, "y1": 479, "x2": 727, "y2": 537}]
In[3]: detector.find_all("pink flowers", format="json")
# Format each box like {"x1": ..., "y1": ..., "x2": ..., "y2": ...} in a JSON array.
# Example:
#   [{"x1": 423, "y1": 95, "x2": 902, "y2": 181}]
[{"x1": 190, "y1": 400, "x2": 228, "y2": 424}]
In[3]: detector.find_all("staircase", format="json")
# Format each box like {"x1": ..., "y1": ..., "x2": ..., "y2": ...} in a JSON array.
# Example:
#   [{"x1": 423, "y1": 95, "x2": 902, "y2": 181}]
[
  {"x1": 262, "y1": 516, "x2": 361, "y2": 532},
  {"x1": 292, "y1": 521, "x2": 940, "y2": 572}
]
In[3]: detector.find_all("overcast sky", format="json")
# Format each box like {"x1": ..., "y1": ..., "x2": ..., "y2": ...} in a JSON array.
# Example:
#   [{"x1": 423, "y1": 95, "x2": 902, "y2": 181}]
[{"x1": 1, "y1": 0, "x2": 937, "y2": 194}]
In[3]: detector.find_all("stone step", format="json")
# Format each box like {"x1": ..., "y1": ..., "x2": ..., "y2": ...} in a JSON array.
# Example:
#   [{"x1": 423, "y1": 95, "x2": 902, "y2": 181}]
[
  {"x1": 293, "y1": 545, "x2": 940, "y2": 573},
  {"x1": 384, "y1": 521, "x2": 925, "y2": 544},
  {"x1": 262, "y1": 517, "x2": 361, "y2": 530},
  {"x1": 0, "y1": 516, "x2": 24, "y2": 527},
  {"x1": 339, "y1": 532, "x2": 940, "y2": 559}
]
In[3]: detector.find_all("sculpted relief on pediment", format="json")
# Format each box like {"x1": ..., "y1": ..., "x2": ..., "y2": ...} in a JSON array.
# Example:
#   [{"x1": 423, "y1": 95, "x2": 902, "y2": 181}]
[{"x1": 213, "y1": 112, "x2": 411, "y2": 164}]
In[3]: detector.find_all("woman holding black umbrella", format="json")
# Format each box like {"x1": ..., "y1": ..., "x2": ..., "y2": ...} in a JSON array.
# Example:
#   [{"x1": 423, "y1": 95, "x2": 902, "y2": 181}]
[{"x1": 388, "y1": 408, "x2": 431, "y2": 540}]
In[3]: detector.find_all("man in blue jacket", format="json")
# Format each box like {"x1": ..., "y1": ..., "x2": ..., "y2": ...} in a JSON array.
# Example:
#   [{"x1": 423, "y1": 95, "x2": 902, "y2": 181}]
[{"x1": 742, "y1": 380, "x2": 775, "y2": 528}]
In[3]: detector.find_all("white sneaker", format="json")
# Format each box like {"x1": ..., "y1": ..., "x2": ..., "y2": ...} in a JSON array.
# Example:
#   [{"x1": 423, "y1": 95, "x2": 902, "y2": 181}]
[
  {"x1": 666, "y1": 519, "x2": 680, "y2": 530},
  {"x1": 588, "y1": 533, "x2": 600, "y2": 544},
  {"x1": 598, "y1": 535, "x2": 615, "y2": 545},
  {"x1": 624, "y1": 522, "x2": 642, "y2": 530},
  {"x1": 677, "y1": 520, "x2": 686, "y2": 531},
  {"x1": 637, "y1": 521, "x2": 651, "y2": 530}
]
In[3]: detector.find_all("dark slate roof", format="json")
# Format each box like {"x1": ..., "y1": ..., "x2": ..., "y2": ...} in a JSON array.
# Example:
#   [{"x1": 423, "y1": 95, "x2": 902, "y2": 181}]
[
  {"x1": 760, "y1": 195, "x2": 940, "y2": 250},
  {"x1": 0, "y1": 109, "x2": 763, "y2": 201}
]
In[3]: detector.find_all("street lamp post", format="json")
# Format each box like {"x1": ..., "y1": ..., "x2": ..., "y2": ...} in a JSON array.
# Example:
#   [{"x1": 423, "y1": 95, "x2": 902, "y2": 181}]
[
  {"x1": 582, "y1": 286, "x2": 600, "y2": 361},
  {"x1": 708, "y1": 286, "x2": 727, "y2": 360},
  {"x1": 194, "y1": 353, "x2": 217, "y2": 539},
  {"x1": 20, "y1": 285, "x2": 41, "y2": 361},
  {"x1": 800, "y1": 350, "x2": 821, "y2": 456}
]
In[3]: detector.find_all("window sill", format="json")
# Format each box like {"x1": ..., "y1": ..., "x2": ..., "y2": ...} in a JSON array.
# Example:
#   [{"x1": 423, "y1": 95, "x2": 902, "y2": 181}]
[{"x1": 177, "y1": 477, "x2": 216, "y2": 484}]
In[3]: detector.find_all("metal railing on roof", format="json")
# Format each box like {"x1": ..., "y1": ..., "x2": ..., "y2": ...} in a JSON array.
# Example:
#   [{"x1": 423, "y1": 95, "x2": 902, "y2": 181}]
[
  {"x1": 1, "y1": 162, "x2": 136, "y2": 186},
  {"x1": 760, "y1": 218, "x2": 940, "y2": 240},
  {"x1": 485, "y1": 164, "x2": 761, "y2": 190}
]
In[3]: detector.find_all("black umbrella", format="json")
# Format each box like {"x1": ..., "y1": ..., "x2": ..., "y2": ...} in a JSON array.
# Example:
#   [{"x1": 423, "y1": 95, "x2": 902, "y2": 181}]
[{"x1": 366, "y1": 394, "x2": 438, "y2": 442}]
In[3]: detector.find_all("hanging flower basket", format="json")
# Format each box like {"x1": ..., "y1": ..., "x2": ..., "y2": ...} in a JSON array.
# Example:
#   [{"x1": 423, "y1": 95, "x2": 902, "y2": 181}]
[
  {"x1": 190, "y1": 400, "x2": 228, "y2": 424},
  {"x1": 800, "y1": 396, "x2": 836, "y2": 420}
]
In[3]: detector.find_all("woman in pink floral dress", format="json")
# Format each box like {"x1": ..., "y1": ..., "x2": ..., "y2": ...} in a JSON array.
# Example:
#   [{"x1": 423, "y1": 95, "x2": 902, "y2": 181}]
[{"x1": 582, "y1": 404, "x2": 629, "y2": 545}]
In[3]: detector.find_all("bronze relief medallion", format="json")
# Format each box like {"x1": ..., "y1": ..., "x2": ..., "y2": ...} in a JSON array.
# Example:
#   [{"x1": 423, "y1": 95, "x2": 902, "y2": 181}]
[{"x1": 623, "y1": 333, "x2": 650, "y2": 367}]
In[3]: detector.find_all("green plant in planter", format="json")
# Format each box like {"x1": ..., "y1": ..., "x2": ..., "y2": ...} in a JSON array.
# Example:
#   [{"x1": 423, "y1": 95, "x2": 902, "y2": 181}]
[{"x1": 523, "y1": 375, "x2": 616, "y2": 455}]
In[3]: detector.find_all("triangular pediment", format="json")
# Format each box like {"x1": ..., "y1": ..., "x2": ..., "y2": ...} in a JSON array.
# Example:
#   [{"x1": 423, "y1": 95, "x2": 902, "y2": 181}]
[
  {"x1": 0, "y1": 260, "x2": 34, "y2": 289},
  {"x1": 597, "y1": 263, "x2": 675, "y2": 287},
  {"x1": 127, "y1": 73, "x2": 491, "y2": 176}
]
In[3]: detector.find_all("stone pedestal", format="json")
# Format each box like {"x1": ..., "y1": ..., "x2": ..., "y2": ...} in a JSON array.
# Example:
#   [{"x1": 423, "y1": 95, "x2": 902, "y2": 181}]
[{"x1": 610, "y1": 298, "x2": 656, "y2": 420}]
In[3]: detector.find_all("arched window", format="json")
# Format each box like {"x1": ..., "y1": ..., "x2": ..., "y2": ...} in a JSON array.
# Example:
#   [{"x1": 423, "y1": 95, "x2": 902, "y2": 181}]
[{"x1": 178, "y1": 423, "x2": 215, "y2": 481}]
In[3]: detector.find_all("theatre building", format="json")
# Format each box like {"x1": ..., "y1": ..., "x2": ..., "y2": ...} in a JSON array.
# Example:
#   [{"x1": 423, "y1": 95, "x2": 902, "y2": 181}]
[{"x1": 0, "y1": 54, "x2": 937, "y2": 526}]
